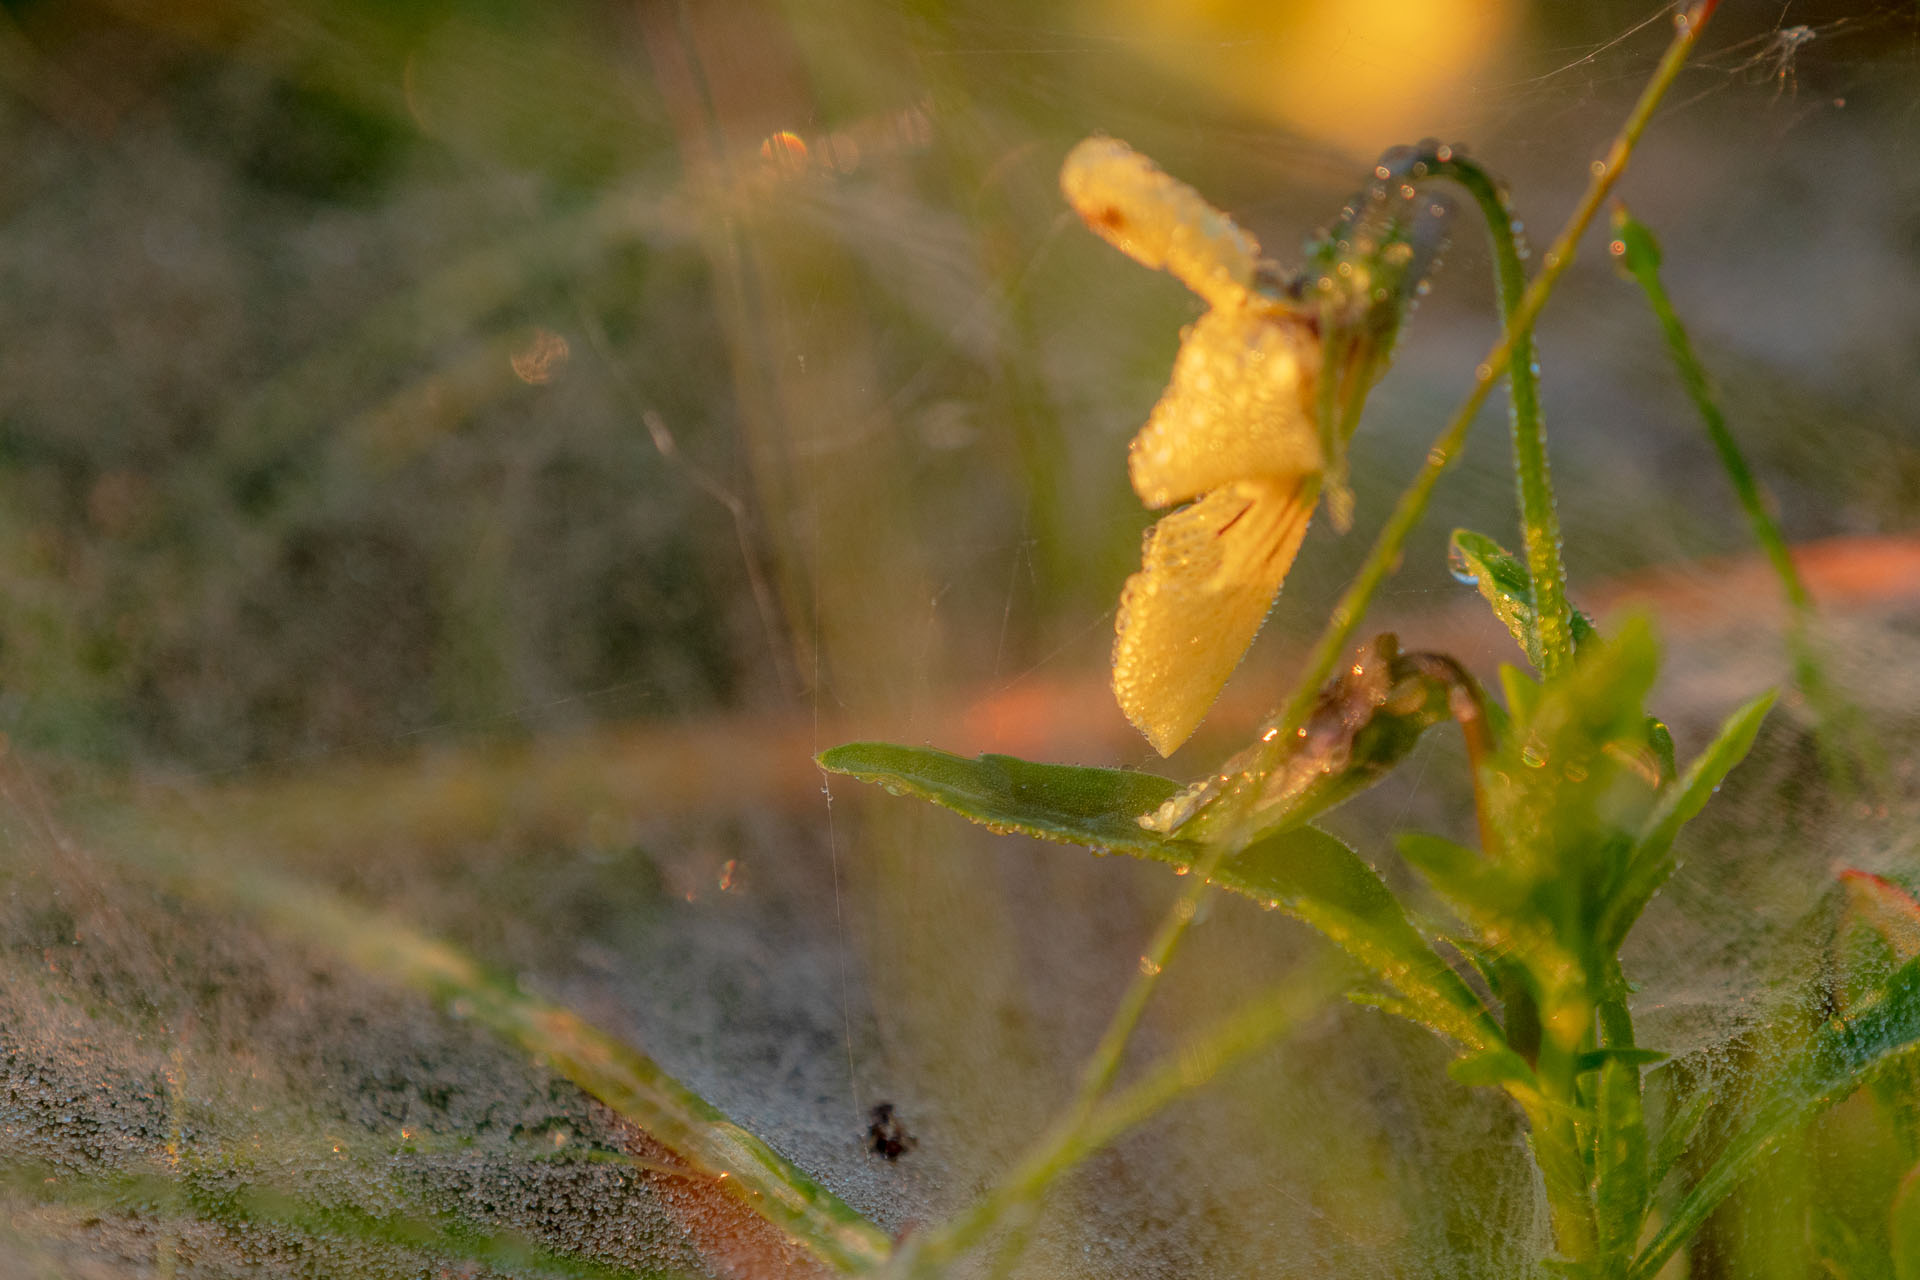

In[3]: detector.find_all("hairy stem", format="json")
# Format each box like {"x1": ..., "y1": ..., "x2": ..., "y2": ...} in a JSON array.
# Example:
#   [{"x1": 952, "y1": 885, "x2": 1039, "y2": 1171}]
[{"x1": 1437, "y1": 156, "x2": 1571, "y2": 678}]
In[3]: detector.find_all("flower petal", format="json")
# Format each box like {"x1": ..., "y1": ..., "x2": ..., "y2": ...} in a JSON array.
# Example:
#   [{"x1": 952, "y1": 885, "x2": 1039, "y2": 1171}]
[
  {"x1": 1113, "y1": 477, "x2": 1318, "y2": 756},
  {"x1": 1060, "y1": 137, "x2": 1260, "y2": 310},
  {"x1": 1127, "y1": 305, "x2": 1323, "y2": 509}
]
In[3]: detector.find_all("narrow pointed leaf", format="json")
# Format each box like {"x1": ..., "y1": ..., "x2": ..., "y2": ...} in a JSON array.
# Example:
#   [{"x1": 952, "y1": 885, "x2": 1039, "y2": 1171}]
[
  {"x1": 1647, "y1": 1081, "x2": 1713, "y2": 1195},
  {"x1": 818, "y1": 743, "x2": 1188, "y2": 857},
  {"x1": 1577, "y1": 1047, "x2": 1669, "y2": 1073},
  {"x1": 822, "y1": 742, "x2": 1497, "y2": 1051},
  {"x1": 1601, "y1": 690, "x2": 1776, "y2": 952}
]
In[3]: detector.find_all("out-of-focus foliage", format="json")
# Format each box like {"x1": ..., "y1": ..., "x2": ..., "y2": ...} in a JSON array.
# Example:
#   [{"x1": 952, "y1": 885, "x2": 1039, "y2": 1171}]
[{"x1": 2, "y1": 1, "x2": 1919, "y2": 1278}]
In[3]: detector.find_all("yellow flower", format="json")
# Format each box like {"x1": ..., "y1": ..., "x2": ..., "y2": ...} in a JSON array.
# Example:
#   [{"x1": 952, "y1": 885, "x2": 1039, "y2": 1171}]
[{"x1": 1062, "y1": 137, "x2": 1327, "y2": 757}]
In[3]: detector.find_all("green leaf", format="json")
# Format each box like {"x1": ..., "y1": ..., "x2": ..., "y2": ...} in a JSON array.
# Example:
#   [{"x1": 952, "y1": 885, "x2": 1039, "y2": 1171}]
[
  {"x1": 1595, "y1": 1051, "x2": 1652, "y2": 1267},
  {"x1": 1630, "y1": 953, "x2": 1920, "y2": 1280},
  {"x1": 1646, "y1": 716, "x2": 1677, "y2": 785},
  {"x1": 817, "y1": 743, "x2": 1188, "y2": 858},
  {"x1": 1448, "y1": 529, "x2": 1598, "y2": 669},
  {"x1": 1600, "y1": 690, "x2": 1776, "y2": 952},
  {"x1": 1448, "y1": 1047, "x2": 1537, "y2": 1090},
  {"x1": 1498, "y1": 663, "x2": 1540, "y2": 725},
  {"x1": 822, "y1": 741, "x2": 1498, "y2": 1052},
  {"x1": 1576, "y1": 1047, "x2": 1669, "y2": 1074},
  {"x1": 1397, "y1": 831, "x2": 1496, "y2": 918},
  {"x1": 1492, "y1": 615, "x2": 1663, "y2": 903},
  {"x1": 1217, "y1": 826, "x2": 1500, "y2": 1051}
]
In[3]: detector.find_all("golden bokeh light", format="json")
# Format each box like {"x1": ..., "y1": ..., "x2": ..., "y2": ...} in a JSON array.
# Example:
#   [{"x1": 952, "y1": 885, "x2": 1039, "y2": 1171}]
[{"x1": 1091, "y1": 0, "x2": 1521, "y2": 156}]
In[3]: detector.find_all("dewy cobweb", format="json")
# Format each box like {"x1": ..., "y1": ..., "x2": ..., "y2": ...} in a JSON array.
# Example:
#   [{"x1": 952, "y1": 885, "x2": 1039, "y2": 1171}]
[{"x1": 4, "y1": 2, "x2": 1920, "y2": 1278}]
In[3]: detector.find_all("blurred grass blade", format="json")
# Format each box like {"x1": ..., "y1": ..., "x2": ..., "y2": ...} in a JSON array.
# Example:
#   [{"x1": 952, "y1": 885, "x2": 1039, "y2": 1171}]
[
  {"x1": 884, "y1": 968, "x2": 1339, "y2": 1278},
  {"x1": 1647, "y1": 1082, "x2": 1714, "y2": 1194},
  {"x1": 822, "y1": 743, "x2": 1496, "y2": 1050},
  {"x1": 1630, "y1": 952, "x2": 1920, "y2": 1280},
  {"x1": 1609, "y1": 209, "x2": 1811, "y2": 615},
  {"x1": 1611, "y1": 205, "x2": 1881, "y2": 790},
  {"x1": 1448, "y1": 529, "x2": 1598, "y2": 669},
  {"x1": 222, "y1": 866, "x2": 893, "y2": 1274},
  {"x1": 1600, "y1": 690, "x2": 1775, "y2": 953}
]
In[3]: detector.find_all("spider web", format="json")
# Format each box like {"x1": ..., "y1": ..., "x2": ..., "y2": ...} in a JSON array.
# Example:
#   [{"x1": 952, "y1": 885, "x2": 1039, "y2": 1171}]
[{"x1": 0, "y1": 2, "x2": 1916, "y2": 1277}]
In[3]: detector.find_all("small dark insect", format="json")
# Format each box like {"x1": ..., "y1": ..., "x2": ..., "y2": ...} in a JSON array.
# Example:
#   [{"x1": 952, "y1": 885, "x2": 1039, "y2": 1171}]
[{"x1": 866, "y1": 1102, "x2": 916, "y2": 1161}]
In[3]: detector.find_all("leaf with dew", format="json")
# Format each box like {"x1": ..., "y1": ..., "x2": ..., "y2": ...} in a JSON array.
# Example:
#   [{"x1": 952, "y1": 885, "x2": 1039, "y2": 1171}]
[
  {"x1": 817, "y1": 743, "x2": 1187, "y2": 857},
  {"x1": 821, "y1": 742, "x2": 1497, "y2": 1050},
  {"x1": 1448, "y1": 528, "x2": 1598, "y2": 670},
  {"x1": 1631, "y1": 952, "x2": 1920, "y2": 1280}
]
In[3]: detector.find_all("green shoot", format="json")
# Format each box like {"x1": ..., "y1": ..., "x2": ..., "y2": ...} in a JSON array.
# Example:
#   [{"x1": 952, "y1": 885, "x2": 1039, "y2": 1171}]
[{"x1": 1610, "y1": 202, "x2": 1883, "y2": 791}]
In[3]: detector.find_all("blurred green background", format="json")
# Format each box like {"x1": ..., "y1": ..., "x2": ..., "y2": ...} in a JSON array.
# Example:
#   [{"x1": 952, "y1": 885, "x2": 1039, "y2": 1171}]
[{"x1": 1, "y1": 0, "x2": 1918, "y2": 1276}]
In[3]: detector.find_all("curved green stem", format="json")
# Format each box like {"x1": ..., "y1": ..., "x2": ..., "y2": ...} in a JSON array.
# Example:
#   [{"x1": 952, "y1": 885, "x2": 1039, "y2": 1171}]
[
  {"x1": 1423, "y1": 154, "x2": 1571, "y2": 680},
  {"x1": 1182, "y1": 0, "x2": 1720, "y2": 847}
]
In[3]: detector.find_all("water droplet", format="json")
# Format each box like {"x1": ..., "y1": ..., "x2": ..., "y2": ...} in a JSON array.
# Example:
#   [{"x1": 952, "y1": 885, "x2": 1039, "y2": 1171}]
[
  {"x1": 1447, "y1": 549, "x2": 1477, "y2": 585},
  {"x1": 1589, "y1": 159, "x2": 1608, "y2": 177},
  {"x1": 1521, "y1": 745, "x2": 1547, "y2": 769},
  {"x1": 1138, "y1": 956, "x2": 1162, "y2": 977}
]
